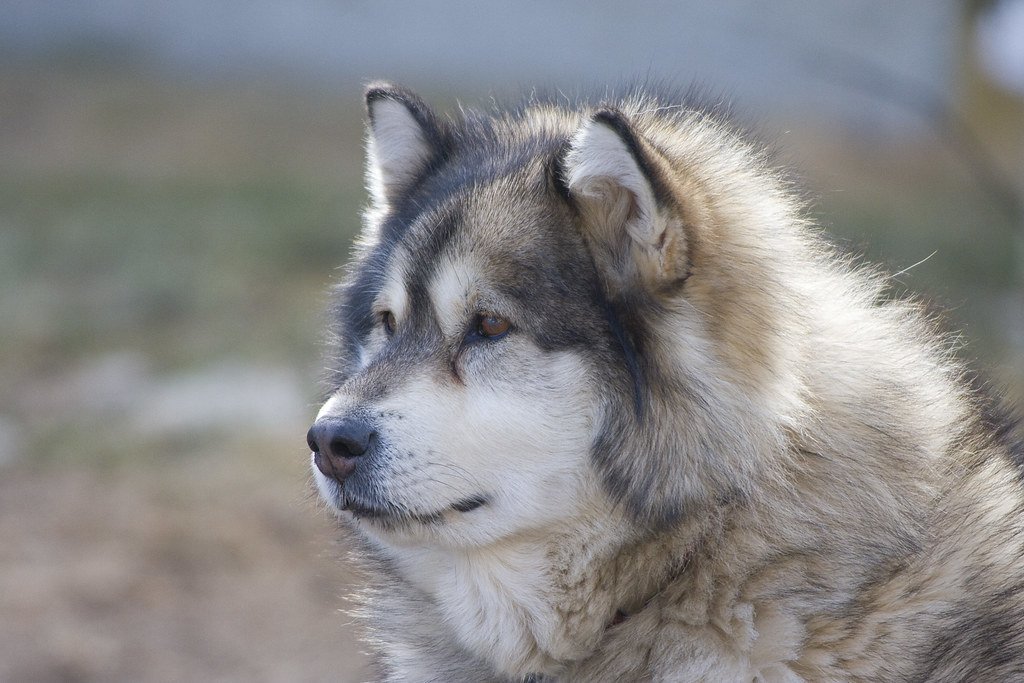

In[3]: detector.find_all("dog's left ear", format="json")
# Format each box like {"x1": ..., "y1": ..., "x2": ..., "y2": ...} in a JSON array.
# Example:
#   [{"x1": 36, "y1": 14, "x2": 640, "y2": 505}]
[
  {"x1": 364, "y1": 82, "x2": 443, "y2": 211},
  {"x1": 563, "y1": 110, "x2": 693, "y2": 294}
]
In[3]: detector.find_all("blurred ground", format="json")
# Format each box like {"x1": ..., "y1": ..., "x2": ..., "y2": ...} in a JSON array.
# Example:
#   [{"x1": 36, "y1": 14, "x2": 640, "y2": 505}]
[
  {"x1": 0, "y1": 65, "x2": 373, "y2": 682},
  {"x1": 0, "y1": 62, "x2": 1020, "y2": 682},
  {"x1": 0, "y1": 445, "x2": 372, "y2": 682}
]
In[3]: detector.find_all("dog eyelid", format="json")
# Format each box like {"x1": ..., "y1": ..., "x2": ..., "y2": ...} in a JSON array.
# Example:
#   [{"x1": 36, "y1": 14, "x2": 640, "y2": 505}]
[{"x1": 381, "y1": 310, "x2": 397, "y2": 337}]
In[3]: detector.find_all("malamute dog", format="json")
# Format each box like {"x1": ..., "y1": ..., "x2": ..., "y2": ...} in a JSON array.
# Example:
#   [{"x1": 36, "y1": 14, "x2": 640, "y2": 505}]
[{"x1": 307, "y1": 83, "x2": 1024, "y2": 681}]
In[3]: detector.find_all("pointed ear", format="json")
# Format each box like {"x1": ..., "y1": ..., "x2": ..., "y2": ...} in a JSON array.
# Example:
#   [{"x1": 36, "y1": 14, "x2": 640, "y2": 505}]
[
  {"x1": 364, "y1": 83, "x2": 442, "y2": 210},
  {"x1": 563, "y1": 110, "x2": 691, "y2": 293}
]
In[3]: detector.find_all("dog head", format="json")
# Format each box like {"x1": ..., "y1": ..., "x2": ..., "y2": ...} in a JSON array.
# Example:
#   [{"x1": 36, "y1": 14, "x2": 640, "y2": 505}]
[{"x1": 308, "y1": 84, "x2": 802, "y2": 546}]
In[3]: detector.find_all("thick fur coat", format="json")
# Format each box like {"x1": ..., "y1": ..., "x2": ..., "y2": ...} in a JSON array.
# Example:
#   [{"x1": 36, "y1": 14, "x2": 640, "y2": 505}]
[{"x1": 306, "y1": 83, "x2": 1024, "y2": 682}]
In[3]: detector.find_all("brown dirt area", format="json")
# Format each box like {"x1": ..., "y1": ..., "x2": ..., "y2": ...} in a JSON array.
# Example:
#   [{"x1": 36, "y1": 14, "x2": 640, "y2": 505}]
[{"x1": 0, "y1": 448, "x2": 372, "y2": 682}]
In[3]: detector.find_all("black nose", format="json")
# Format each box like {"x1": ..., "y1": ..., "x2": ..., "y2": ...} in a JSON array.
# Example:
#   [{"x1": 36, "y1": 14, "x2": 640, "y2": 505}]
[{"x1": 306, "y1": 418, "x2": 376, "y2": 483}]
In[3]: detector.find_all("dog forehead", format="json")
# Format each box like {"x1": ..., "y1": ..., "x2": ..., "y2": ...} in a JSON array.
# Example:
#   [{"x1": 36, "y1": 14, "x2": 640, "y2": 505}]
[
  {"x1": 401, "y1": 173, "x2": 560, "y2": 272},
  {"x1": 456, "y1": 189, "x2": 573, "y2": 289},
  {"x1": 413, "y1": 205, "x2": 538, "y2": 329},
  {"x1": 428, "y1": 252, "x2": 474, "y2": 316}
]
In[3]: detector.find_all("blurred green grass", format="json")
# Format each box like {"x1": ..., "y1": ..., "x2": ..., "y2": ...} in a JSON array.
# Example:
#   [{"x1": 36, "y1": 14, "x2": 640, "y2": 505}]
[
  {"x1": 0, "y1": 173, "x2": 361, "y2": 370},
  {"x1": 0, "y1": 171, "x2": 369, "y2": 475}
]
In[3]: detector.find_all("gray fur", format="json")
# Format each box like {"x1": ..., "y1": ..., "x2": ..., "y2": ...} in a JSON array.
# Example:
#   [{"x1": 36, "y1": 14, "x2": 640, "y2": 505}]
[{"x1": 308, "y1": 83, "x2": 1024, "y2": 682}]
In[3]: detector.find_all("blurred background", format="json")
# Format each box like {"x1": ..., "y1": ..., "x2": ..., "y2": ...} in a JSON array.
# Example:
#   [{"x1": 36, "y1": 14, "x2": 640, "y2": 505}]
[{"x1": 1, "y1": 1, "x2": 1022, "y2": 681}]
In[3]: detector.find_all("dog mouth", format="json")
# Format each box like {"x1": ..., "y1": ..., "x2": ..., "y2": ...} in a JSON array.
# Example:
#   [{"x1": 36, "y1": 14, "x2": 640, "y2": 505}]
[
  {"x1": 311, "y1": 453, "x2": 489, "y2": 524},
  {"x1": 340, "y1": 492, "x2": 489, "y2": 525}
]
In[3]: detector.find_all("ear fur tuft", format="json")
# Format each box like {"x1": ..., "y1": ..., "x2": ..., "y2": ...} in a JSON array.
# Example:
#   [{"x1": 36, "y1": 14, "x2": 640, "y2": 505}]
[{"x1": 563, "y1": 110, "x2": 690, "y2": 292}]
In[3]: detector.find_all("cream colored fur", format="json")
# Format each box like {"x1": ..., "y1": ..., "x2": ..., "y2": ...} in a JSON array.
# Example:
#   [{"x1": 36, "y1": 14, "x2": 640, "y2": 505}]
[{"x1": 311, "y1": 88, "x2": 1024, "y2": 682}]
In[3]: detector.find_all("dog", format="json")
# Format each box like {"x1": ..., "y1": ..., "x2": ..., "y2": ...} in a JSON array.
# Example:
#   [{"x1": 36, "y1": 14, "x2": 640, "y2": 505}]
[{"x1": 306, "y1": 82, "x2": 1024, "y2": 682}]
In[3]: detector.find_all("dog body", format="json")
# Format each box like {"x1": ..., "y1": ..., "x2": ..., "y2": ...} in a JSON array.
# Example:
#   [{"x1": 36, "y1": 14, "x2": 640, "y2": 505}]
[{"x1": 307, "y1": 83, "x2": 1024, "y2": 682}]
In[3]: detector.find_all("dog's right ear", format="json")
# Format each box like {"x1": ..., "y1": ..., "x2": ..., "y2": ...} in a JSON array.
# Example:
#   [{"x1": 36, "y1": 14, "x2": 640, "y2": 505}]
[
  {"x1": 364, "y1": 82, "x2": 442, "y2": 211},
  {"x1": 563, "y1": 109, "x2": 694, "y2": 296}
]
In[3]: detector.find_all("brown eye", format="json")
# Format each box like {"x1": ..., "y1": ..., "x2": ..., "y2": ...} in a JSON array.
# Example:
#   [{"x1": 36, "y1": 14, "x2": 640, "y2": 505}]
[
  {"x1": 477, "y1": 313, "x2": 510, "y2": 339},
  {"x1": 382, "y1": 311, "x2": 397, "y2": 337}
]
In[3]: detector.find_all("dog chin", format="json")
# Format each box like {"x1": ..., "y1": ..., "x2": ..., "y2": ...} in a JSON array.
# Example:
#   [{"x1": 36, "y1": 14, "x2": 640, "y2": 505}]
[{"x1": 311, "y1": 465, "x2": 346, "y2": 513}]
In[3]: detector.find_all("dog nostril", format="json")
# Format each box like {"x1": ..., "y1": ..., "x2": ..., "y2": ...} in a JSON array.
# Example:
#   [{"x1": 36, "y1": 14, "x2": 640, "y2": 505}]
[
  {"x1": 306, "y1": 426, "x2": 320, "y2": 454},
  {"x1": 329, "y1": 426, "x2": 374, "y2": 458}
]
